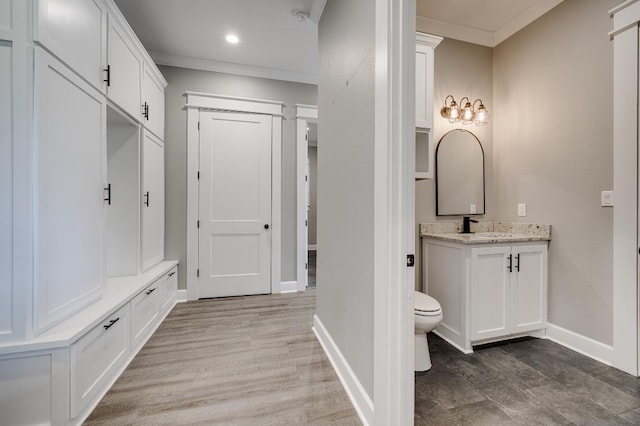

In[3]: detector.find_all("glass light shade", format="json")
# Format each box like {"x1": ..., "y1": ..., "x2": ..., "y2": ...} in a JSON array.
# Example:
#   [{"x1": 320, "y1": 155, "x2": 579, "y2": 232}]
[
  {"x1": 474, "y1": 105, "x2": 490, "y2": 126},
  {"x1": 461, "y1": 102, "x2": 474, "y2": 124}
]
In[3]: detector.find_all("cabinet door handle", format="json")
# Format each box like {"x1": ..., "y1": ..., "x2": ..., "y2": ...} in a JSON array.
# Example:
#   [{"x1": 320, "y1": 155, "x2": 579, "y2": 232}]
[
  {"x1": 142, "y1": 102, "x2": 149, "y2": 120},
  {"x1": 144, "y1": 191, "x2": 149, "y2": 207},
  {"x1": 146, "y1": 287, "x2": 156, "y2": 295},
  {"x1": 103, "y1": 317, "x2": 119, "y2": 330},
  {"x1": 168, "y1": 271, "x2": 176, "y2": 277},
  {"x1": 104, "y1": 183, "x2": 111, "y2": 205},
  {"x1": 507, "y1": 254, "x2": 513, "y2": 273},
  {"x1": 104, "y1": 65, "x2": 111, "y2": 87},
  {"x1": 515, "y1": 253, "x2": 520, "y2": 272}
]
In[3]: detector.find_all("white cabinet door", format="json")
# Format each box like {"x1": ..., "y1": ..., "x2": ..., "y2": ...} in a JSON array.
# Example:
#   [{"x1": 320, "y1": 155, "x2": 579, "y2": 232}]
[
  {"x1": 415, "y1": 40, "x2": 433, "y2": 129},
  {"x1": 33, "y1": 48, "x2": 106, "y2": 333},
  {"x1": 107, "y1": 17, "x2": 141, "y2": 120},
  {"x1": 34, "y1": 0, "x2": 107, "y2": 91},
  {"x1": 130, "y1": 282, "x2": 159, "y2": 350},
  {"x1": 0, "y1": 41, "x2": 12, "y2": 338},
  {"x1": 141, "y1": 131, "x2": 164, "y2": 271},
  {"x1": 470, "y1": 245, "x2": 511, "y2": 341},
  {"x1": 511, "y1": 244, "x2": 547, "y2": 334},
  {"x1": 70, "y1": 304, "x2": 130, "y2": 418},
  {"x1": 142, "y1": 64, "x2": 165, "y2": 140}
]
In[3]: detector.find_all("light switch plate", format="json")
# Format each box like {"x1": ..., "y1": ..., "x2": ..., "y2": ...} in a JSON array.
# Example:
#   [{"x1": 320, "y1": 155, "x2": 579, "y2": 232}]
[
  {"x1": 517, "y1": 203, "x2": 527, "y2": 217},
  {"x1": 470, "y1": 204, "x2": 477, "y2": 214},
  {"x1": 601, "y1": 190, "x2": 614, "y2": 207}
]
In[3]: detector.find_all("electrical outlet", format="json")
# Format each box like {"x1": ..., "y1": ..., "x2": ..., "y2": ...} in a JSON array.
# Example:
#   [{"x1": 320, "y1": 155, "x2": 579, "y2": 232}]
[
  {"x1": 470, "y1": 204, "x2": 476, "y2": 214},
  {"x1": 601, "y1": 190, "x2": 614, "y2": 207},
  {"x1": 517, "y1": 203, "x2": 527, "y2": 217}
]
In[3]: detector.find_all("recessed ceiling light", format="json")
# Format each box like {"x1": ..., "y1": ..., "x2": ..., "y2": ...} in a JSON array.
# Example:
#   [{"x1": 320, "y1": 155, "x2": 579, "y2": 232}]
[{"x1": 225, "y1": 33, "x2": 239, "y2": 44}]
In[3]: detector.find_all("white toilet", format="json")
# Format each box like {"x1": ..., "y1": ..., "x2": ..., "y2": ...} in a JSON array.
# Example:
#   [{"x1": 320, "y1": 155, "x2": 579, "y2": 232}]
[{"x1": 414, "y1": 290, "x2": 443, "y2": 371}]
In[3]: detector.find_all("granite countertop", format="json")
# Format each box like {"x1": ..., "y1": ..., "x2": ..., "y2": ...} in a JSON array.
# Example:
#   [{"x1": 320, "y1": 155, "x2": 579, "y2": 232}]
[{"x1": 419, "y1": 221, "x2": 551, "y2": 245}]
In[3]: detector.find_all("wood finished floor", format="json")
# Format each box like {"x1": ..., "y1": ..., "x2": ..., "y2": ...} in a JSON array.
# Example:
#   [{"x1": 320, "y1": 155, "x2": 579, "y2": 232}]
[
  {"x1": 416, "y1": 334, "x2": 640, "y2": 425},
  {"x1": 85, "y1": 290, "x2": 360, "y2": 425}
]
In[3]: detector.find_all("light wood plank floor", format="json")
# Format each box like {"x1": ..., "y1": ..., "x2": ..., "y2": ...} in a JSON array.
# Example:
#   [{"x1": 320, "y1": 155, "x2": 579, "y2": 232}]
[{"x1": 86, "y1": 290, "x2": 360, "y2": 425}]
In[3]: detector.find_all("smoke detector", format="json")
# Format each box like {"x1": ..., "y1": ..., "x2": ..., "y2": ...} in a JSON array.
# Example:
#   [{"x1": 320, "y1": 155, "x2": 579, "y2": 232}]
[{"x1": 294, "y1": 10, "x2": 310, "y2": 22}]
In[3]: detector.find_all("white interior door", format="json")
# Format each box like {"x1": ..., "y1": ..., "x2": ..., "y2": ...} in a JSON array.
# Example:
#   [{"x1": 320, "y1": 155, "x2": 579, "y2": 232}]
[{"x1": 198, "y1": 111, "x2": 272, "y2": 298}]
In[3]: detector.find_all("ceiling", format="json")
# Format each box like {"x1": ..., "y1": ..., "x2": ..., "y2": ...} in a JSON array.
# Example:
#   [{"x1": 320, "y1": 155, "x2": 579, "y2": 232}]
[{"x1": 114, "y1": 0, "x2": 563, "y2": 85}]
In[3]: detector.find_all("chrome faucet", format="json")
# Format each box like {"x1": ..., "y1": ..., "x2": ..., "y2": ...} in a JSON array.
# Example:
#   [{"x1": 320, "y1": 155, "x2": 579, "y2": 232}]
[{"x1": 461, "y1": 216, "x2": 478, "y2": 234}]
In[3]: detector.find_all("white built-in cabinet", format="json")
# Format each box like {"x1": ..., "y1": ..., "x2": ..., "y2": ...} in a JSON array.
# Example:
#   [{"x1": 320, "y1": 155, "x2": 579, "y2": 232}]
[
  {"x1": 470, "y1": 244, "x2": 547, "y2": 342},
  {"x1": 423, "y1": 239, "x2": 548, "y2": 353},
  {"x1": 107, "y1": 16, "x2": 142, "y2": 121},
  {"x1": 415, "y1": 32, "x2": 442, "y2": 180},
  {"x1": 33, "y1": 47, "x2": 107, "y2": 333},
  {"x1": 142, "y1": 131, "x2": 165, "y2": 271},
  {"x1": 0, "y1": 0, "x2": 174, "y2": 424}
]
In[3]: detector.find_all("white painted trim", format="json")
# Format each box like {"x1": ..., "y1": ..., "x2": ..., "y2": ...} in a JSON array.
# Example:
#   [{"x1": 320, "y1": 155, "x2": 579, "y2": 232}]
[
  {"x1": 279, "y1": 281, "x2": 298, "y2": 293},
  {"x1": 186, "y1": 94, "x2": 282, "y2": 300},
  {"x1": 313, "y1": 315, "x2": 373, "y2": 426},
  {"x1": 611, "y1": 23, "x2": 639, "y2": 375},
  {"x1": 610, "y1": 0, "x2": 640, "y2": 36},
  {"x1": 184, "y1": 92, "x2": 284, "y2": 116},
  {"x1": 374, "y1": 0, "x2": 415, "y2": 423},
  {"x1": 545, "y1": 323, "x2": 614, "y2": 366},
  {"x1": 308, "y1": 244, "x2": 317, "y2": 251},
  {"x1": 296, "y1": 105, "x2": 318, "y2": 293},
  {"x1": 176, "y1": 289, "x2": 188, "y2": 302},
  {"x1": 151, "y1": 51, "x2": 317, "y2": 85},
  {"x1": 416, "y1": 0, "x2": 563, "y2": 47}
]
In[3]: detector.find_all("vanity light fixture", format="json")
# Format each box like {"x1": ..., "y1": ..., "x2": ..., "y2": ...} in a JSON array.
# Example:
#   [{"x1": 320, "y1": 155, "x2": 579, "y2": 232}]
[{"x1": 440, "y1": 95, "x2": 490, "y2": 126}]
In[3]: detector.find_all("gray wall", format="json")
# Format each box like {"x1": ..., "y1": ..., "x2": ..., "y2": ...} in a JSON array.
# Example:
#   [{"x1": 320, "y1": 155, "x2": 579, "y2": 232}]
[
  {"x1": 415, "y1": 38, "x2": 494, "y2": 288},
  {"x1": 493, "y1": 0, "x2": 616, "y2": 345},
  {"x1": 316, "y1": 0, "x2": 375, "y2": 397},
  {"x1": 160, "y1": 66, "x2": 317, "y2": 290}
]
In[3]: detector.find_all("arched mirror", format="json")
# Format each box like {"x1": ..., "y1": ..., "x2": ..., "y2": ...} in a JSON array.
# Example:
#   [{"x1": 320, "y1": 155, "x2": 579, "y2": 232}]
[{"x1": 435, "y1": 129, "x2": 485, "y2": 216}]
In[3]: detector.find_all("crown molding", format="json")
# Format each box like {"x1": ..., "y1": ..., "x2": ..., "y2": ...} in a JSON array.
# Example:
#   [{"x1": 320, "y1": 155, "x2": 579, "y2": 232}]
[
  {"x1": 417, "y1": 0, "x2": 564, "y2": 47},
  {"x1": 149, "y1": 51, "x2": 318, "y2": 85}
]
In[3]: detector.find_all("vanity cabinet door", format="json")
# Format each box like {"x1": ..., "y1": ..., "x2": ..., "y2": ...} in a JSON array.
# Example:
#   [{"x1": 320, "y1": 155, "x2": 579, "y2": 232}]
[
  {"x1": 511, "y1": 245, "x2": 547, "y2": 334},
  {"x1": 470, "y1": 245, "x2": 511, "y2": 341}
]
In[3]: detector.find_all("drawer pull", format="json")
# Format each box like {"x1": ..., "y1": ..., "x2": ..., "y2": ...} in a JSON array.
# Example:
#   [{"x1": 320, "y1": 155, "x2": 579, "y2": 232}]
[
  {"x1": 146, "y1": 288, "x2": 156, "y2": 295},
  {"x1": 515, "y1": 253, "x2": 520, "y2": 272},
  {"x1": 168, "y1": 271, "x2": 176, "y2": 277},
  {"x1": 507, "y1": 254, "x2": 513, "y2": 273},
  {"x1": 103, "y1": 317, "x2": 119, "y2": 330}
]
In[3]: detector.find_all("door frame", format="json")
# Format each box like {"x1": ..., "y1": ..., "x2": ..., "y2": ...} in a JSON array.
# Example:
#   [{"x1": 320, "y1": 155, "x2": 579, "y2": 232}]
[
  {"x1": 185, "y1": 92, "x2": 283, "y2": 300},
  {"x1": 296, "y1": 104, "x2": 318, "y2": 291}
]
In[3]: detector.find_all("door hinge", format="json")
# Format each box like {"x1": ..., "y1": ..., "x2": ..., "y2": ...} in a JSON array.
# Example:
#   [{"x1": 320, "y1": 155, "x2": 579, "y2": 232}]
[
  {"x1": 197, "y1": 220, "x2": 200, "y2": 228},
  {"x1": 196, "y1": 269, "x2": 200, "y2": 277},
  {"x1": 197, "y1": 171, "x2": 200, "y2": 180},
  {"x1": 198, "y1": 121, "x2": 200, "y2": 130},
  {"x1": 305, "y1": 220, "x2": 308, "y2": 226},
  {"x1": 407, "y1": 254, "x2": 415, "y2": 267},
  {"x1": 305, "y1": 134, "x2": 308, "y2": 141},
  {"x1": 305, "y1": 263, "x2": 308, "y2": 270}
]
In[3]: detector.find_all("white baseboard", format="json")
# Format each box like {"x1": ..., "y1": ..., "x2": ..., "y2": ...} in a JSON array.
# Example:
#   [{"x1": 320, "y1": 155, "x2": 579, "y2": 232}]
[
  {"x1": 308, "y1": 244, "x2": 317, "y2": 251},
  {"x1": 176, "y1": 289, "x2": 188, "y2": 302},
  {"x1": 279, "y1": 281, "x2": 298, "y2": 293},
  {"x1": 313, "y1": 315, "x2": 373, "y2": 426},
  {"x1": 545, "y1": 323, "x2": 613, "y2": 366}
]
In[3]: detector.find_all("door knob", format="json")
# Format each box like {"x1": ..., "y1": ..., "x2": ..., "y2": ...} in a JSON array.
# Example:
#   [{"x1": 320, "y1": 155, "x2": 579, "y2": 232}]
[{"x1": 264, "y1": 224, "x2": 270, "y2": 229}]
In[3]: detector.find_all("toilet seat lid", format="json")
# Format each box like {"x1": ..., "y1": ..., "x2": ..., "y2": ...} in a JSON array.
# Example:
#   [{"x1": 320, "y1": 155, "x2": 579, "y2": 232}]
[{"x1": 414, "y1": 291, "x2": 441, "y2": 313}]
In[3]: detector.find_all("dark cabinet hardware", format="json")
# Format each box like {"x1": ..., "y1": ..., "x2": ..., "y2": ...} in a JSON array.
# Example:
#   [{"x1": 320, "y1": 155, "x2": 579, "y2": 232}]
[
  {"x1": 103, "y1": 317, "x2": 119, "y2": 330},
  {"x1": 407, "y1": 254, "x2": 415, "y2": 267},
  {"x1": 104, "y1": 183, "x2": 111, "y2": 205},
  {"x1": 168, "y1": 271, "x2": 176, "y2": 277},
  {"x1": 142, "y1": 102, "x2": 149, "y2": 120},
  {"x1": 264, "y1": 224, "x2": 270, "y2": 229},
  {"x1": 145, "y1": 287, "x2": 156, "y2": 295},
  {"x1": 515, "y1": 253, "x2": 520, "y2": 272},
  {"x1": 507, "y1": 254, "x2": 513, "y2": 273},
  {"x1": 104, "y1": 65, "x2": 111, "y2": 87},
  {"x1": 144, "y1": 191, "x2": 149, "y2": 207}
]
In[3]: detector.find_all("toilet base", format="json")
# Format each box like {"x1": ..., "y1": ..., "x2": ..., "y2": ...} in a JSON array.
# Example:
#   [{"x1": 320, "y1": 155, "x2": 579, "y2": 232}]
[{"x1": 415, "y1": 332, "x2": 432, "y2": 371}]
